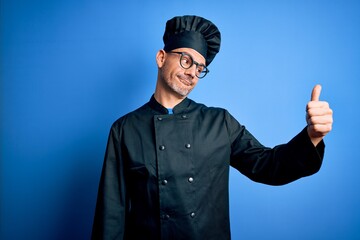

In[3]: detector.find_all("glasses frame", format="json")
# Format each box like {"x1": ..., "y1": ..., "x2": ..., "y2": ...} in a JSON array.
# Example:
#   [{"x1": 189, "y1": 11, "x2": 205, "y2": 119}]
[{"x1": 167, "y1": 51, "x2": 209, "y2": 79}]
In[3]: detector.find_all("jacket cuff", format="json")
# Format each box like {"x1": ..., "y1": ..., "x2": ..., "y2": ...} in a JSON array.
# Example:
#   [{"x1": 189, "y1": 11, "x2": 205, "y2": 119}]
[{"x1": 289, "y1": 127, "x2": 325, "y2": 173}]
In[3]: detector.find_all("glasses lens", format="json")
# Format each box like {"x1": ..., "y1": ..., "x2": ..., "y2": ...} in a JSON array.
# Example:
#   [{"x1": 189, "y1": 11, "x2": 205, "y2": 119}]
[
  {"x1": 197, "y1": 68, "x2": 208, "y2": 78},
  {"x1": 178, "y1": 52, "x2": 208, "y2": 78},
  {"x1": 180, "y1": 54, "x2": 193, "y2": 69}
]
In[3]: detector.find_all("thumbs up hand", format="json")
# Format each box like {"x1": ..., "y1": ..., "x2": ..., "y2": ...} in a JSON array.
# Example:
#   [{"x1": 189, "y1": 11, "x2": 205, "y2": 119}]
[{"x1": 306, "y1": 85, "x2": 333, "y2": 146}]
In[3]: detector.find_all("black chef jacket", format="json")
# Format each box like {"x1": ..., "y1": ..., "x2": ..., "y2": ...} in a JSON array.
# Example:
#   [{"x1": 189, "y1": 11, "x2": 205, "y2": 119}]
[{"x1": 92, "y1": 95, "x2": 324, "y2": 240}]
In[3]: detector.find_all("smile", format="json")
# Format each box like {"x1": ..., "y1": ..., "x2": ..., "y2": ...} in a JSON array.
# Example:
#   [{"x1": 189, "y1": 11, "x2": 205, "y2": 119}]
[{"x1": 178, "y1": 76, "x2": 192, "y2": 86}]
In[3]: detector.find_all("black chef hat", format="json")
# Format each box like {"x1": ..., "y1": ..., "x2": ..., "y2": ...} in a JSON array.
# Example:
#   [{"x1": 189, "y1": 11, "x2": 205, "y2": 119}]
[{"x1": 163, "y1": 15, "x2": 221, "y2": 66}]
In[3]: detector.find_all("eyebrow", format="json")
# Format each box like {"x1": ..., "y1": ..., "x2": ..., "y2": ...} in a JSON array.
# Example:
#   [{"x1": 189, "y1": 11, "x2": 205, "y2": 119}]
[{"x1": 183, "y1": 51, "x2": 206, "y2": 66}]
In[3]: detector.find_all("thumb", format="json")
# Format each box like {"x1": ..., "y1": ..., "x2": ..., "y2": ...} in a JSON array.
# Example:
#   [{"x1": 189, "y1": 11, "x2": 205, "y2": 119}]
[{"x1": 311, "y1": 84, "x2": 322, "y2": 101}]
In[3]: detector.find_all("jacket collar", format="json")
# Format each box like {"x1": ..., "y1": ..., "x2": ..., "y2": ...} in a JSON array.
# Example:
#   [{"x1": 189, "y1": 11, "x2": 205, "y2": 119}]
[{"x1": 148, "y1": 95, "x2": 192, "y2": 114}]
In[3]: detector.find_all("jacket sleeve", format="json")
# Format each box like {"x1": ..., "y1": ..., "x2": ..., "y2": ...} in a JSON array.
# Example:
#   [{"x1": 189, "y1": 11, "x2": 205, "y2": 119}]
[
  {"x1": 227, "y1": 111, "x2": 325, "y2": 185},
  {"x1": 92, "y1": 121, "x2": 127, "y2": 239}
]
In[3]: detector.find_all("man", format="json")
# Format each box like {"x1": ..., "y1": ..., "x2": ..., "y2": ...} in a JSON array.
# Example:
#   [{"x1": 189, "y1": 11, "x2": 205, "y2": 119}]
[{"x1": 92, "y1": 15, "x2": 333, "y2": 239}]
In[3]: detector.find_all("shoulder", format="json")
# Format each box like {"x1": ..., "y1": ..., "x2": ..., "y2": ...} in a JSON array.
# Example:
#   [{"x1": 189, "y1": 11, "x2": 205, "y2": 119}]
[
  {"x1": 188, "y1": 99, "x2": 242, "y2": 132},
  {"x1": 189, "y1": 98, "x2": 233, "y2": 119},
  {"x1": 188, "y1": 99, "x2": 245, "y2": 139}
]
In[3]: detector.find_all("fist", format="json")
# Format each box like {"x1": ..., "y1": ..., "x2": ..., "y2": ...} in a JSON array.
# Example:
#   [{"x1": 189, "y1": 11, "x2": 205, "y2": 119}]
[{"x1": 306, "y1": 85, "x2": 333, "y2": 145}]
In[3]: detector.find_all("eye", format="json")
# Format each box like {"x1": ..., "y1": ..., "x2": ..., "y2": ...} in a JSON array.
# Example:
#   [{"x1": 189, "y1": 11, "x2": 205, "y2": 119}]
[
  {"x1": 197, "y1": 65, "x2": 205, "y2": 73},
  {"x1": 181, "y1": 55, "x2": 192, "y2": 68}
]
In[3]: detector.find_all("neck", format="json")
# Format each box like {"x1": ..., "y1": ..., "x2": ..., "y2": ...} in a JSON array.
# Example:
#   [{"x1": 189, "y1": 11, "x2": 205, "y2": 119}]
[
  {"x1": 153, "y1": 90, "x2": 185, "y2": 109},
  {"x1": 154, "y1": 80, "x2": 186, "y2": 108}
]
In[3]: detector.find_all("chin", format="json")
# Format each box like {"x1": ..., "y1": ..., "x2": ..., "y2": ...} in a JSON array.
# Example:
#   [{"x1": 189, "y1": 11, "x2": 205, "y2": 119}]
[
  {"x1": 178, "y1": 88, "x2": 193, "y2": 97},
  {"x1": 167, "y1": 82, "x2": 190, "y2": 97}
]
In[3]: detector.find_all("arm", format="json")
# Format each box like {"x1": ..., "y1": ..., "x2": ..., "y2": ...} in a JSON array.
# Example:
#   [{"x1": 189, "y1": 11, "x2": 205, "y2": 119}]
[
  {"x1": 230, "y1": 124, "x2": 325, "y2": 186},
  {"x1": 229, "y1": 85, "x2": 332, "y2": 185},
  {"x1": 92, "y1": 123, "x2": 127, "y2": 240}
]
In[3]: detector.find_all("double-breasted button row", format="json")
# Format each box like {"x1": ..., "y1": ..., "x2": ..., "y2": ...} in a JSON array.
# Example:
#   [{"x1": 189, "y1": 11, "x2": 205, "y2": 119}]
[
  {"x1": 159, "y1": 144, "x2": 191, "y2": 150},
  {"x1": 161, "y1": 178, "x2": 193, "y2": 185},
  {"x1": 161, "y1": 213, "x2": 195, "y2": 219}
]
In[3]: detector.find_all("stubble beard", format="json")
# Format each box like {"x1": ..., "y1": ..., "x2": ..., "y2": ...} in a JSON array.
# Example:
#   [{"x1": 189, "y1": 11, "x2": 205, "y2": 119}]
[{"x1": 163, "y1": 73, "x2": 194, "y2": 98}]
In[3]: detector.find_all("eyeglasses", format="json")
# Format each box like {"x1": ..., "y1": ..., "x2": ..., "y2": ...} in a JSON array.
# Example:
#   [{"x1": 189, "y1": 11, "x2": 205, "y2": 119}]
[{"x1": 167, "y1": 51, "x2": 209, "y2": 79}]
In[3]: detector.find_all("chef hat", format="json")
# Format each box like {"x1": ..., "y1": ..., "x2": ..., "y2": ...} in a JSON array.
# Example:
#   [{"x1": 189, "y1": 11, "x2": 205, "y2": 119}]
[{"x1": 163, "y1": 15, "x2": 221, "y2": 66}]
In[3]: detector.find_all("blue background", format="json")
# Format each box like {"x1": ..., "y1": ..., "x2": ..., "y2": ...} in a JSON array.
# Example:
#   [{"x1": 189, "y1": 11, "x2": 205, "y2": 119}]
[{"x1": 1, "y1": 0, "x2": 360, "y2": 239}]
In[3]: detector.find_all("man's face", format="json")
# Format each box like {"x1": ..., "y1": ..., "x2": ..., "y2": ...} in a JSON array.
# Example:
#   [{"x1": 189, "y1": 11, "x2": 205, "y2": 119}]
[{"x1": 157, "y1": 47, "x2": 206, "y2": 97}]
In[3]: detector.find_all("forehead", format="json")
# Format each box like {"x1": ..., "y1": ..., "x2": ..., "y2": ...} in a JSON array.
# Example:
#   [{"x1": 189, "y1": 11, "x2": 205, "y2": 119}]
[{"x1": 172, "y1": 47, "x2": 206, "y2": 65}]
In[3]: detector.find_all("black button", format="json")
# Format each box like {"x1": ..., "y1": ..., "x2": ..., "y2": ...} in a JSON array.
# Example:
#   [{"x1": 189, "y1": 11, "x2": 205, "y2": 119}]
[
  {"x1": 157, "y1": 117, "x2": 163, "y2": 121},
  {"x1": 181, "y1": 115, "x2": 187, "y2": 119},
  {"x1": 159, "y1": 145, "x2": 165, "y2": 150},
  {"x1": 185, "y1": 143, "x2": 191, "y2": 149},
  {"x1": 190, "y1": 212, "x2": 195, "y2": 218},
  {"x1": 162, "y1": 179, "x2": 168, "y2": 185},
  {"x1": 162, "y1": 214, "x2": 170, "y2": 220}
]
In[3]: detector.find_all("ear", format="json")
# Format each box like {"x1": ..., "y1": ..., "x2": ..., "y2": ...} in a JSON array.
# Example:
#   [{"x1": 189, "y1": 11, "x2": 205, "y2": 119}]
[{"x1": 156, "y1": 49, "x2": 166, "y2": 68}]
